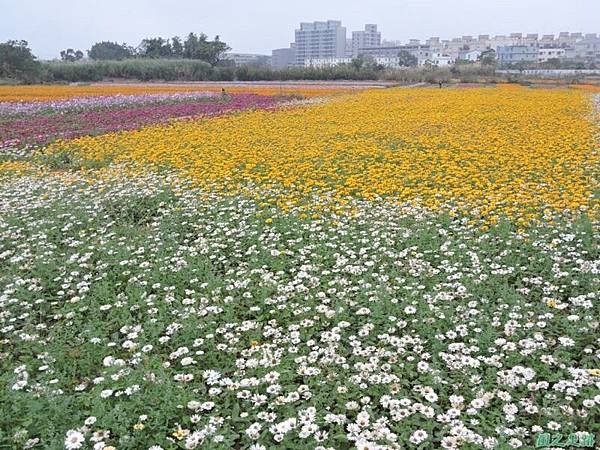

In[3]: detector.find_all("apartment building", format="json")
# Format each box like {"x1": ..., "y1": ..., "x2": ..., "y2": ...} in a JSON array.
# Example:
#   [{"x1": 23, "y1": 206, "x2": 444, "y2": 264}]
[
  {"x1": 294, "y1": 20, "x2": 347, "y2": 66},
  {"x1": 573, "y1": 34, "x2": 600, "y2": 63},
  {"x1": 539, "y1": 34, "x2": 556, "y2": 47},
  {"x1": 425, "y1": 37, "x2": 441, "y2": 52},
  {"x1": 497, "y1": 45, "x2": 539, "y2": 66},
  {"x1": 273, "y1": 27, "x2": 599, "y2": 70},
  {"x1": 538, "y1": 48, "x2": 566, "y2": 62},
  {"x1": 351, "y1": 24, "x2": 381, "y2": 56}
]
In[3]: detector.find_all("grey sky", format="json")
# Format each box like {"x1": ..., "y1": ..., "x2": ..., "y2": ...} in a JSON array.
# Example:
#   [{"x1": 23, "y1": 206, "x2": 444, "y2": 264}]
[{"x1": 1, "y1": 0, "x2": 598, "y2": 59}]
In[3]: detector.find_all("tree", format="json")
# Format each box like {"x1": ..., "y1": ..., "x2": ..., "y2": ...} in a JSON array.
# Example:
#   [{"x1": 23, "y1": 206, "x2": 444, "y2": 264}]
[
  {"x1": 478, "y1": 49, "x2": 497, "y2": 66},
  {"x1": 207, "y1": 36, "x2": 232, "y2": 65},
  {"x1": 510, "y1": 60, "x2": 533, "y2": 71},
  {"x1": 88, "y1": 41, "x2": 134, "y2": 60},
  {"x1": 397, "y1": 50, "x2": 418, "y2": 67},
  {"x1": 171, "y1": 36, "x2": 183, "y2": 58},
  {"x1": 183, "y1": 32, "x2": 201, "y2": 59},
  {"x1": 350, "y1": 54, "x2": 376, "y2": 71},
  {"x1": 0, "y1": 40, "x2": 42, "y2": 83},
  {"x1": 138, "y1": 37, "x2": 173, "y2": 58},
  {"x1": 60, "y1": 48, "x2": 84, "y2": 62},
  {"x1": 183, "y1": 33, "x2": 230, "y2": 65}
]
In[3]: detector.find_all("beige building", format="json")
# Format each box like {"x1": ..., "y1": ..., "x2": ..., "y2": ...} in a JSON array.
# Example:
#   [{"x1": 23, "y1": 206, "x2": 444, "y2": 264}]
[{"x1": 351, "y1": 24, "x2": 381, "y2": 56}]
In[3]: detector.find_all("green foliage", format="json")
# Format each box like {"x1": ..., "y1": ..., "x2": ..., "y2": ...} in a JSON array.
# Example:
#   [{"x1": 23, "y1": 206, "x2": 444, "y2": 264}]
[
  {"x1": 60, "y1": 49, "x2": 84, "y2": 62},
  {"x1": 88, "y1": 41, "x2": 135, "y2": 61},
  {"x1": 45, "y1": 59, "x2": 215, "y2": 82},
  {"x1": 182, "y1": 32, "x2": 230, "y2": 65},
  {"x1": 171, "y1": 36, "x2": 183, "y2": 58},
  {"x1": 88, "y1": 33, "x2": 230, "y2": 66},
  {"x1": 350, "y1": 54, "x2": 374, "y2": 70},
  {"x1": 0, "y1": 40, "x2": 42, "y2": 83},
  {"x1": 41, "y1": 59, "x2": 502, "y2": 83},
  {"x1": 541, "y1": 58, "x2": 563, "y2": 69},
  {"x1": 478, "y1": 49, "x2": 497, "y2": 67},
  {"x1": 397, "y1": 50, "x2": 418, "y2": 67},
  {"x1": 1, "y1": 170, "x2": 598, "y2": 448},
  {"x1": 137, "y1": 37, "x2": 173, "y2": 59},
  {"x1": 236, "y1": 64, "x2": 382, "y2": 81},
  {"x1": 37, "y1": 150, "x2": 113, "y2": 171}
]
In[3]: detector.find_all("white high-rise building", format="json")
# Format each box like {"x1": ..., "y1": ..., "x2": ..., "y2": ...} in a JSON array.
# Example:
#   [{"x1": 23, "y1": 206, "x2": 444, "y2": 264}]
[
  {"x1": 352, "y1": 24, "x2": 381, "y2": 56},
  {"x1": 294, "y1": 20, "x2": 347, "y2": 66}
]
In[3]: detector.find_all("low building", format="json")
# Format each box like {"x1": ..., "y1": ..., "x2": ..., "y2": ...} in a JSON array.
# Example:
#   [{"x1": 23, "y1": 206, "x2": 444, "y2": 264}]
[
  {"x1": 373, "y1": 56, "x2": 404, "y2": 68},
  {"x1": 425, "y1": 53, "x2": 455, "y2": 66},
  {"x1": 304, "y1": 56, "x2": 415, "y2": 69},
  {"x1": 271, "y1": 46, "x2": 296, "y2": 70},
  {"x1": 497, "y1": 45, "x2": 538, "y2": 67},
  {"x1": 381, "y1": 39, "x2": 402, "y2": 47},
  {"x1": 357, "y1": 45, "x2": 435, "y2": 65},
  {"x1": 538, "y1": 48, "x2": 566, "y2": 62},
  {"x1": 224, "y1": 53, "x2": 271, "y2": 66},
  {"x1": 458, "y1": 49, "x2": 482, "y2": 62},
  {"x1": 304, "y1": 57, "x2": 353, "y2": 68}
]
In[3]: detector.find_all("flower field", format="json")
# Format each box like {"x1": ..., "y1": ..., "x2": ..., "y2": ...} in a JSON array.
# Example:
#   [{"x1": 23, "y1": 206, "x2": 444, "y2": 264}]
[
  {"x1": 0, "y1": 83, "x2": 364, "y2": 102},
  {"x1": 0, "y1": 84, "x2": 599, "y2": 450},
  {"x1": 0, "y1": 93, "x2": 286, "y2": 151}
]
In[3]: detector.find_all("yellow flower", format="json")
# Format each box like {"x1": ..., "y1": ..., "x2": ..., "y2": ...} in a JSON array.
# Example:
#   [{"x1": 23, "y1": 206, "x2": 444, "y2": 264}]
[
  {"x1": 588, "y1": 369, "x2": 600, "y2": 377},
  {"x1": 265, "y1": 218, "x2": 273, "y2": 224},
  {"x1": 250, "y1": 340, "x2": 259, "y2": 348},
  {"x1": 547, "y1": 300, "x2": 557, "y2": 308},
  {"x1": 172, "y1": 427, "x2": 189, "y2": 440},
  {"x1": 43, "y1": 85, "x2": 599, "y2": 224},
  {"x1": 133, "y1": 423, "x2": 145, "y2": 431}
]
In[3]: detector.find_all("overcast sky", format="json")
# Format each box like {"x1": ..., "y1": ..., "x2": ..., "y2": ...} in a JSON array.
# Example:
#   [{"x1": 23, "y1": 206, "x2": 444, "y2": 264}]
[{"x1": 2, "y1": 0, "x2": 598, "y2": 59}]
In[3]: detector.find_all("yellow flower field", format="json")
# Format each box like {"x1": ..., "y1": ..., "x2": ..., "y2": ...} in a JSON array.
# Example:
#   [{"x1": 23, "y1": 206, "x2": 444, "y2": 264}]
[{"x1": 48, "y1": 85, "x2": 599, "y2": 222}]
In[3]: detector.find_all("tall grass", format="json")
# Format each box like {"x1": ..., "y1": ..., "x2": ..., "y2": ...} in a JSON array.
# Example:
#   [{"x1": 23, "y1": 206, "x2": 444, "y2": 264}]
[
  {"x1": 42, "y1": 59, "x2": 503, "y2": 83},
  {"x1": 44, "y1": 59, "x2": 221, "y2": 82}
]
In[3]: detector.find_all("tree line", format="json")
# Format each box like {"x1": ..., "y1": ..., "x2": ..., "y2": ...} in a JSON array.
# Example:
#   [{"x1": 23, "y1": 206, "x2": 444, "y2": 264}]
[
  {"x1": 0, "y1": 33, "x2": 230, "y2": 83},
  {"x1": 85, "y1": 33, "x2": 229, "y2": 64}
]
